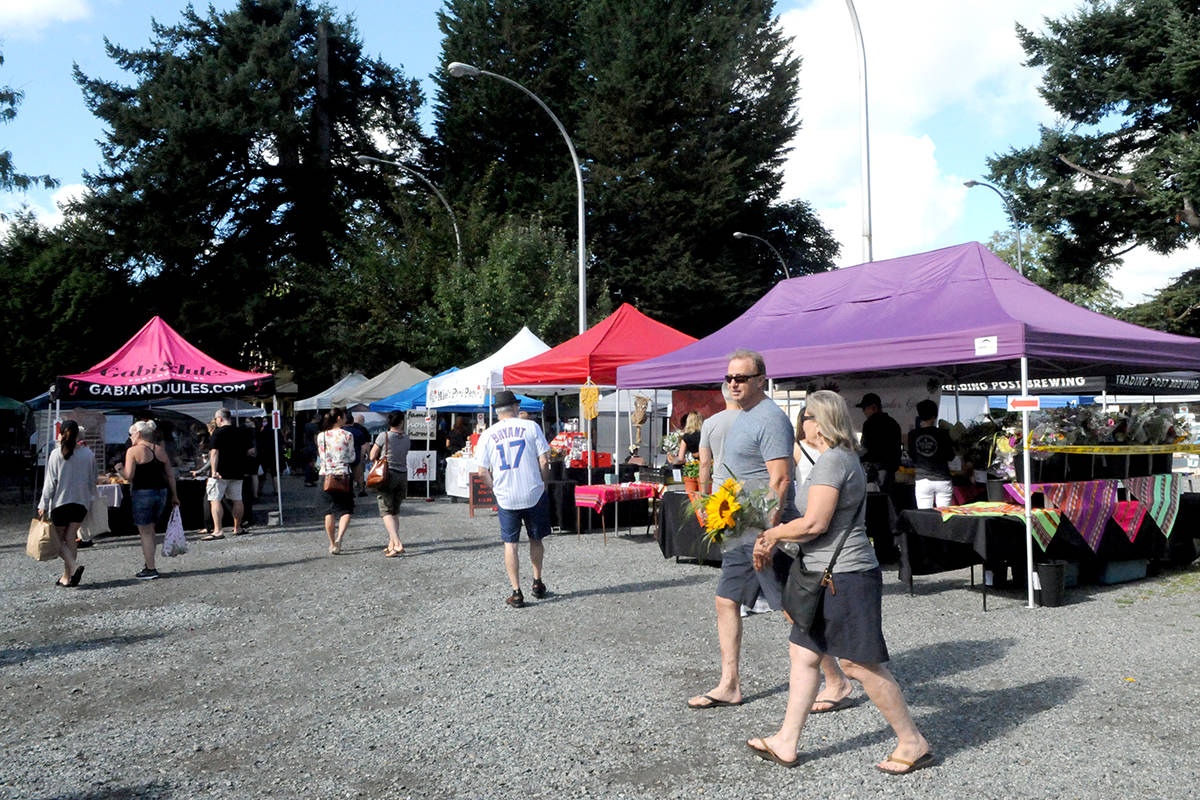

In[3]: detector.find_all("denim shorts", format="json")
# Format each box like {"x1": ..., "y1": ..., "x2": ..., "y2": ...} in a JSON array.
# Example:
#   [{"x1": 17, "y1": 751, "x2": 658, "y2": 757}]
[
  {"x1": 131, "y1": 488, "x2": 167, "y2": 527},
  {"x1": 498, "y1": 491, "x2": 551, "y2": 543}
]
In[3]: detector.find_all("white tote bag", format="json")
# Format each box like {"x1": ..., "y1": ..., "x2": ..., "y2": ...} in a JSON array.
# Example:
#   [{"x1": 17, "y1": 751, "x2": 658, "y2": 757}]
[{"x1": 162, "y1": 507, "x2": 189, "y2": 557}]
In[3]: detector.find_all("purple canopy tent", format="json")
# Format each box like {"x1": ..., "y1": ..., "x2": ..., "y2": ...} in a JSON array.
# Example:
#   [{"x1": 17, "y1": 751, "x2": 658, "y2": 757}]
[{"x1": 617, "y1": 242, "x2": 1200, "y2": 607}]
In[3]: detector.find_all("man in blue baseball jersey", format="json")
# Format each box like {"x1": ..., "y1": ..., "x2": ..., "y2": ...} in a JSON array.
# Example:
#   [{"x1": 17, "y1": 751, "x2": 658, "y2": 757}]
[{"x1": 476, "y1": 390, "x2": 552, "y2": 609}]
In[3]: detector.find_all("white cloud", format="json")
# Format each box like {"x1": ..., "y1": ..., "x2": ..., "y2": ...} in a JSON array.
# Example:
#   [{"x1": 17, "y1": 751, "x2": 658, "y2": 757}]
[
  {"x1": 0, "y1": 0, "x2": 91, "y2": 37},
  {"x1": 0, "y1": 183, "x2": 88, "y2": 236},
  {"x1": 1108, "y1": 245, "x2": 1198, "y2": 305},
  {"x1": 778, "y1": 0, "x2": 1080, "y2": 264}
]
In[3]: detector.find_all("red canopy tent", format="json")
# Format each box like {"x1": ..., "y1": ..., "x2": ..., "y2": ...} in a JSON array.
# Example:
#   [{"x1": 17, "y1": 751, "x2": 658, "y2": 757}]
[
  {"x1": 55, "y1": 316, "x2": 274, "y2": 402},
  {"x1": 502, "y1": 303, "x2": 697, "y2": 391},
  {"x1": 503, "y1": 304, "x2": 697, "y2": 499}
]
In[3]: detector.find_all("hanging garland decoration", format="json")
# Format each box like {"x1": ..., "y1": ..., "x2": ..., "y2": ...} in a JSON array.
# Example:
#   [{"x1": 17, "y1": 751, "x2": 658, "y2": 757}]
[{"x1": 580, "y1": 379, "x2": 600, "y2": 420}]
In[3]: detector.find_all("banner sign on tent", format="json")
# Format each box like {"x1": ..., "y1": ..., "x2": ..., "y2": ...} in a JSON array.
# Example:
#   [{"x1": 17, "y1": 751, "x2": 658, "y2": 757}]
[
  {"x1": 942, "y1": 376, "x2": 1104, "y2": 395},
  {"x1": 1107, "y1": 373, "x2": 1200, "y2": 394}
]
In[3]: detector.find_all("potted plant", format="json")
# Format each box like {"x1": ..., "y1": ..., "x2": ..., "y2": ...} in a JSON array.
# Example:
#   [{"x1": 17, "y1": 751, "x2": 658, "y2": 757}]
[{"x1": 681, "y1": 460, "x2": 701, "y2": 492}]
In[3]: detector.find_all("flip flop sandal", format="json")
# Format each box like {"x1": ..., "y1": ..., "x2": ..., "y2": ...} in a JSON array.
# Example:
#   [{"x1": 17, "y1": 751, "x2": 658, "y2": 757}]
[
  {"x1": 875, "y1": 752, "x2": 937, "y2": 775},
  {"x1": 747, "y1": 738, "x2": 802, "y2": 768},
  {"x1": 687, "y1": 694, "x2": 743, "y2": 709},
  {"x1": 200, "y1": 533, "x2": 225, "y2": 541},
  {"x1": 810, "y1": 695, "x2": 855, "y2": 713}
]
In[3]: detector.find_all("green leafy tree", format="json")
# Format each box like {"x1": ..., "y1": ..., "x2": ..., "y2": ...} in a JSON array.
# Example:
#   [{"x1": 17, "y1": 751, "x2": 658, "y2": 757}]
[
  {"x1": 1, "y1": 50, "x2": 58, "y2": 196},
  {"x1": 1120, "y1": 269, "x2": 1200, "y2": 338},
  {"x1": 71, "y1": 0, "x2": 424, "y2": 389},
  {"x1": 985, "y1": 228, "x2": 1121, "y2": 313},
  {"x1": 986, "y1": 0, "x2": 1200, "y2": 287},
  {"x1": 0, "y1": 213, "x2": 128, "y2": 398},
  {"x1": 430, "y1": 0, "x2": 835, "y2": 336}
]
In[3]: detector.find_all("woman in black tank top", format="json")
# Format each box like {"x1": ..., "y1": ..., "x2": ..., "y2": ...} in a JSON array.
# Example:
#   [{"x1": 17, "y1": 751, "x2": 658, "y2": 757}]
[{"x1": 120, "y1": 420, "x2": 179, "y2": 580}]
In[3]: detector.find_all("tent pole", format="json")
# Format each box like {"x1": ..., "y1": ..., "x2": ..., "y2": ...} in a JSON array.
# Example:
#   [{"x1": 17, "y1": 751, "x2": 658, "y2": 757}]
[
  {"x1": 273, "y1": 395, "x2": 284, "y2": 525},
  {"x1": 614, "y1": 389, "x2": 620, "y2": 537},
  {"x1": 1020, "y1": 357, "x2": 1034, "y2": 609}
]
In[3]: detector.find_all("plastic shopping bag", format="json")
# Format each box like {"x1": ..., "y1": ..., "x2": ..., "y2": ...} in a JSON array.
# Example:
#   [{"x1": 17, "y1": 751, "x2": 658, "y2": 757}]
[{"x1": 162, "y1": 507, "x2": 189, "y2": 557}]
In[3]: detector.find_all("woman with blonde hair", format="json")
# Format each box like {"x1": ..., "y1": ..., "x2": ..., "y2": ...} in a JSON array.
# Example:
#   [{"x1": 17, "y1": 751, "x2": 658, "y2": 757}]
[
  {"x1": 748, "y1": 390, "x2": 932, "y2": 774},
  {"x1": 667, "y1": 410, "x2": 704, "y2": 465},
  {"x1": 119, "y1": 419, "x2": 179, "y2": 581},
  {"x1": 37, "y1": 420, "x2": 97, "y2": 587}
]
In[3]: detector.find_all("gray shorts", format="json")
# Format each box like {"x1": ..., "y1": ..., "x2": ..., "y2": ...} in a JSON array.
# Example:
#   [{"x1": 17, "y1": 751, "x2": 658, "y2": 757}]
[{"x1": 715, "y1": 532, "x2": 792, "y2": 611}]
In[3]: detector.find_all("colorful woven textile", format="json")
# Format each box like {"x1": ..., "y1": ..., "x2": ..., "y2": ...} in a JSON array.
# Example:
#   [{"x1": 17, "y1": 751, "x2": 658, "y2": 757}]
[
  {"x1": 938, "y1": 502, "x2": 1062, "y2": 551},
  {"x1": 1045, "y1": 480, "x2": 1118, "y2": 552},
  {"x1": 1125, "y1": 474, "x2": 1183, "y2": 538},
  {"x1": 1007, "y1": 480, "x2": 1120, "y2": 552},
  {"x1": 1111, "y1": 501, "x2": 1148, "y2": 542},
  {"x1": 573, "y1": 482, "x2": 663, "y2": 513}
]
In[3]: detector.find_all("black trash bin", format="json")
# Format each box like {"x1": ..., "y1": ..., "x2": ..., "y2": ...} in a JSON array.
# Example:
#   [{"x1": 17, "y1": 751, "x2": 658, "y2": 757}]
[{"x1": 1035, "y1": 560, "x2": 1068, "y2": 607}]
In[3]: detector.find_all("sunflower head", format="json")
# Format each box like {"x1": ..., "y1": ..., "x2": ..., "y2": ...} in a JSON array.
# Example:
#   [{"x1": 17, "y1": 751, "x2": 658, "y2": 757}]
[{"x1": 704, "y1": 485, "x2": 741, "y2": 533}]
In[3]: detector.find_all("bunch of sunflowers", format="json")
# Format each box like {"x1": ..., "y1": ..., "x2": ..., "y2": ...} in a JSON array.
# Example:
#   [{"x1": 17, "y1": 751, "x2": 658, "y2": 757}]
[{"x1": 691, "y1": 476, "x2": 778, "y2": 549}]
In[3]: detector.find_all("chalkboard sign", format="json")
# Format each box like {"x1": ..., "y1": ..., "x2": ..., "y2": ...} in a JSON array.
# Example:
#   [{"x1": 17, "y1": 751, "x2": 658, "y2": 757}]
[{"x1": 469, "y1": 473, "x2": 497, "y2": 518}]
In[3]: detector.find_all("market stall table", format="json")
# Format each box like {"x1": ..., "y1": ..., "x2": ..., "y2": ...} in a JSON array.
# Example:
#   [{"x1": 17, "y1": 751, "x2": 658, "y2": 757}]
[
  {"x1": 657, "y1": 489, "x2": 721, "y2": 565},
  {"x1": 573, "y1": 481, "x2": 662, "y2": 543}
]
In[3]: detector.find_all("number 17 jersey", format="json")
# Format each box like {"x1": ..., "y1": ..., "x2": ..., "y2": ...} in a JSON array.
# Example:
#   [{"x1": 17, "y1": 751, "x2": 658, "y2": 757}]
[{"x1": 476, "y1": 418, "x2": 550, "y2": 510}]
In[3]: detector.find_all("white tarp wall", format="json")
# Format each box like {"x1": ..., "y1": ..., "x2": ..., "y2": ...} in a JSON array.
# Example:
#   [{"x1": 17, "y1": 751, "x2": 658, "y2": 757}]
[
  {"x1": 296, "y1": 373, "x2": 368, "y2": 411},
  {"x1": 428, "y1": 327, "x2": 550, "y2": 409}
]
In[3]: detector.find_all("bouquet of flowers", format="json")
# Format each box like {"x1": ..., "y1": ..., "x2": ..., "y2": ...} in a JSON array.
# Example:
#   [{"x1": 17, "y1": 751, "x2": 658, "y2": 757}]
[
  {"x1": 660, "y1": 431, "x2": 681, "y2": 454},
  {"x1": 689, "y1": 476, "x2": 779, "y2": 549}
]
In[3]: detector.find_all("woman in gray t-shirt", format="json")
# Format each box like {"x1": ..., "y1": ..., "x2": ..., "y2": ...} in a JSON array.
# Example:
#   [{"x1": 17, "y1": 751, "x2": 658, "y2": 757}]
[
  {"x1": 368, "y1": 412, "x2": 411, "y2": 556},
  {"x1": 748, "y1": 391, "x2": 933, "y2": 775}
]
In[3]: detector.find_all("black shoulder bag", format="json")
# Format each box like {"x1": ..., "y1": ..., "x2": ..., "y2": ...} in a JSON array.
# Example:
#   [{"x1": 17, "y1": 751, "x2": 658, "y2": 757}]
[{"x1": 781, "y1": 488, "x2": 865, "y2": 633}]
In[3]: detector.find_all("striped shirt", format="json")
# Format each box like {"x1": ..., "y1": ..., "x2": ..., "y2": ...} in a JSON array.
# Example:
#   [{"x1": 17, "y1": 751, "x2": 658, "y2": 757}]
[{"x1": 476, "y1": 418, "x2": 550, "y2": 510}]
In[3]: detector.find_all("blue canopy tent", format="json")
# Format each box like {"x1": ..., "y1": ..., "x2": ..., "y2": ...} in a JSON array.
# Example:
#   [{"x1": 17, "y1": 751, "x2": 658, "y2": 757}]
[{"x1": 369, "y1": 368, "x2": 544, "y2": 413}]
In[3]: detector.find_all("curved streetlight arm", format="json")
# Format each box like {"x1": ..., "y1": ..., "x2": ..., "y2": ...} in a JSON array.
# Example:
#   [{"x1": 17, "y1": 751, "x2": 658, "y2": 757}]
[
  {"x1": 448, "y1": 61, "x2": 588, "y2": 334},
  {"x1": 964, "y1": 179, "x2": 1022, "y2": 275},
  {"x1": 358, "y1": 155, "x2": 463, "y2": 270},
  {"x1": 733, "y1": 231, "x2": 791, "y2": 280}
]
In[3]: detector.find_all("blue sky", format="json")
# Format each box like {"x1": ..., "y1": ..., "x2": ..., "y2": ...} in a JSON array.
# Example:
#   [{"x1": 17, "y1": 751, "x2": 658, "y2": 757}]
[{"x1": 2, "y1": 0, "x2": 1194, "y2": 303}]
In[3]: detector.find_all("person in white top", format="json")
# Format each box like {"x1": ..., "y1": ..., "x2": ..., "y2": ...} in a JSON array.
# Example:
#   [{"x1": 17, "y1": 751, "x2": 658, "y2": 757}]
[{"x1": 476, "y1": 390, "x2": 551, "y2": 609}]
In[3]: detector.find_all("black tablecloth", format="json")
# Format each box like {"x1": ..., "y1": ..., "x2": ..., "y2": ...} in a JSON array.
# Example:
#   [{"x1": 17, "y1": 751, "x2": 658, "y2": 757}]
[
  {"x1": 545, "y1": 480, "x2": 576, "y2": 531},
  {"x1": 657, "y1": 489, "x2": 721, "y2": 564},
  {"x1": 898, "y1": 493, "x2": 1199, "y2": 584}
]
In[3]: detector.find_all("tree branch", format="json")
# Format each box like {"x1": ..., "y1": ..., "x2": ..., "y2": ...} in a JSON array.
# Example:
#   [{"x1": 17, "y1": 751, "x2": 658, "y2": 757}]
[{"x1": 1056, "y1": 153, "x2": 1149, "y2": 197}]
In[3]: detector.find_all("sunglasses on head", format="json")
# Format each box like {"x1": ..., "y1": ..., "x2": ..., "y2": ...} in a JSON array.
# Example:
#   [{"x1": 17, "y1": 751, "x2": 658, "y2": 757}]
[{"x1": 724, "y1": 372, "x2": 762, "y2": 385}]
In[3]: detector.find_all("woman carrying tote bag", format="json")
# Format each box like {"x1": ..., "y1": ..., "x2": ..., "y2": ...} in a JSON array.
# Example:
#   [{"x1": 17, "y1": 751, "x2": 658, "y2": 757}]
[
  {"x1": 37, "y1": 420, "x2": 98, "y2": 588},
  {"x1": 368, "y1": 411, "x2": 412, "y2": 557}
]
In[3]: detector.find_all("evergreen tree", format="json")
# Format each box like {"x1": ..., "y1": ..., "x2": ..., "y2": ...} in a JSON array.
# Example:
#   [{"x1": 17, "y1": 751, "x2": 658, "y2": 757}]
[
  {"x1": 986, "y1": 0, "x2": 1200, "y2": 288},
  {"x1": 430, "y1": 0, "x2": 835, "y2": 336},
  {"x1": 71, "y1": 0, "x2": 425, "y2": 388}
]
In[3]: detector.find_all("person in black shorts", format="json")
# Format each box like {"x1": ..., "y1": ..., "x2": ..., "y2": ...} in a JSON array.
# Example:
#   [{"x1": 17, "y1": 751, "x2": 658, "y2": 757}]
[{"x1": 37, "y1": 420, "x2": 98, "y2": 588}]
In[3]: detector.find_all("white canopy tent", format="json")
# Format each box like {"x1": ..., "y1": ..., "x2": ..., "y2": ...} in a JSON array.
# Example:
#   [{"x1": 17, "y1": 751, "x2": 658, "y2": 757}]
[
  {"x1": 427, "y1": 327, "x2": 551, "y2": 409},
  {"x1": 332, "y1": 362, "x2": 430, "y2": 407},
  {"x1": 295, "y1": 373, "x2": 368, "y2": 412}
]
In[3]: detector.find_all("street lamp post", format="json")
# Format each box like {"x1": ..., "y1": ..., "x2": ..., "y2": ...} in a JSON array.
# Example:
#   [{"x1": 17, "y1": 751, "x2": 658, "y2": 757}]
[
  {"x1": 845, "y1": 0, "x2": 873, "y2": 262},
  {"x1": 964, "y1": 179, "x2": 1023, "y2": 275},
  {"x1": 732, "y1": 231, "x2": 791, "y2": 280},
  {"x1": 358, "y1": 155, "x2": 463, "y2": 269},
  {"x1": 447, "y1": 61, "x2": 588, "y2": 334}
]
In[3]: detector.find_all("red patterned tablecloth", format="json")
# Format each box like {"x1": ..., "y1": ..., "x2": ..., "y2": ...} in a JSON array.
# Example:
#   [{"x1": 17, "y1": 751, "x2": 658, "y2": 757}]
[{"x1": 573, "y1": 482, "x2": 664, "y2": 513}]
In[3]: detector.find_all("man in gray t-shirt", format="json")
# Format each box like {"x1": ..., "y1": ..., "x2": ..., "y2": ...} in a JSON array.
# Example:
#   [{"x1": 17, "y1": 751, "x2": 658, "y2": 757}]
[
  {"x1": 698, "y1": 383, "x2": 738, "y2": 494},
  {"x1": 687, "y1": 349, "x2": 800, "y2": 710}
]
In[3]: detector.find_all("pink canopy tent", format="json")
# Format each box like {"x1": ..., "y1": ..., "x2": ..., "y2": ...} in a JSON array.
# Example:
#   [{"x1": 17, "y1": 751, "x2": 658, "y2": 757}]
[{"x1": 55, "y1": 316, "x2": 274, "y2": 402}]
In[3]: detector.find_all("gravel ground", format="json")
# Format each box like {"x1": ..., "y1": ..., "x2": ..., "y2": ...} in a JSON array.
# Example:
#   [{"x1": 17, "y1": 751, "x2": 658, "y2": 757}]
[{"x1": 1, "y1": 476, "x2": 1198, "y2": 800}]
